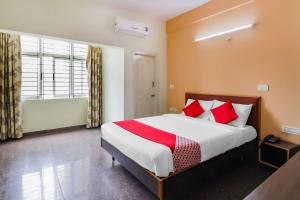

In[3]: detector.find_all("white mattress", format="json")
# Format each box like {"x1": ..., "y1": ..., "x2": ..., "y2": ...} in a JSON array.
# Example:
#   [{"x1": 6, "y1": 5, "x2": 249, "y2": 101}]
[{"x1": 101, "y1": 114, "x2": 257, "y2": 177}]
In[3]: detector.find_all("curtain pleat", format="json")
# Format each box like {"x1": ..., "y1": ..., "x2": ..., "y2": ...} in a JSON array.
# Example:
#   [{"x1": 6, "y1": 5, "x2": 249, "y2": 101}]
[
  {"x1": 86, "y1": 46, "x2": 102, "y2": 128},
  {"x1": 0, "y1": 32, "x2": 23, "y2": 140}
]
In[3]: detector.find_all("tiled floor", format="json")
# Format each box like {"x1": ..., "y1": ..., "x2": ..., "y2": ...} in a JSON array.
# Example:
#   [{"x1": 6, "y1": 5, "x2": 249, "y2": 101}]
[{"x1": 0, "y1": 129, "x2": 274, "y2": 200}]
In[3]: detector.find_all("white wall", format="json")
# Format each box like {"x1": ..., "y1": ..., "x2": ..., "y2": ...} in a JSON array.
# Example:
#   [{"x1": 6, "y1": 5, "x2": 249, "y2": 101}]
[
  {"x1": 0, "y1": 0, "x2": 167, "y2": 121},
  {"x1": 102, "y1": 46, "x2": 125, "y2": 123},
  {"x1": 22, "y1": 98, "x2": 88, "y2": 132}
]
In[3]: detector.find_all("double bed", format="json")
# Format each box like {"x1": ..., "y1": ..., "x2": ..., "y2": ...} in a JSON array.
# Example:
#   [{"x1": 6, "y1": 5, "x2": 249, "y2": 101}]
[{"x1": 101, "y1": 93, "x2": 261, "y2": 200}]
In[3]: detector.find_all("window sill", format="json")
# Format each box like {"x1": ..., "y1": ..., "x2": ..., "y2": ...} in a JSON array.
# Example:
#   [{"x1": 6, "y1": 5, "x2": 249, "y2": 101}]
[{"x1": 21, "y1": 97, "x2": 88, "y2": 102}]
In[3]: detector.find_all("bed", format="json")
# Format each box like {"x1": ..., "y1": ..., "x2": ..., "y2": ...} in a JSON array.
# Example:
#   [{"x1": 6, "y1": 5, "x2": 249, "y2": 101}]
[{"x1": 101, "y1": 93, "x2": 261, "y2": 200}]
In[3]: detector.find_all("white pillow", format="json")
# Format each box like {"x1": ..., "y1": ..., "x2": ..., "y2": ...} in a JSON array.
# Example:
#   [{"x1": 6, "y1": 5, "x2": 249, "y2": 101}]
[
  {"x1": 184, "y1": 99, "x2": 214, "y2": 120},
  {"x1": 209, "y1": 100, "x2": 253, "y2": 127}
]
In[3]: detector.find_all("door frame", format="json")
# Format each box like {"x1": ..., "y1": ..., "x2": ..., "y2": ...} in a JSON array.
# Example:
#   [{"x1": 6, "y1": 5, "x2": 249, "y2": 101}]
[{"x1": 133, "y1": 51, "x2": 159, "y2": 118}]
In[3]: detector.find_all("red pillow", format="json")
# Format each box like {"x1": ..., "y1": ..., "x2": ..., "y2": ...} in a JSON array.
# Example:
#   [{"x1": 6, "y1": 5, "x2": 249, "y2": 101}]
[
  {"x1": 211, "y1": 101, "x2": 238, "y2": 124},
  {"x1": 183, "y1": 100, "x2": 205, "y2": 117}
]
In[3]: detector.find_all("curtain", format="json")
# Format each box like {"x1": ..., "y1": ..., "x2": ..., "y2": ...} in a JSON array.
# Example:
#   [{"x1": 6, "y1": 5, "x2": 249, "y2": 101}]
[
  {"x1": 86, "y1": 46, "x2": 102, "y2": 128},
  {"x1": 0, "y1": 32, "x2": 23, "y2": 140}
]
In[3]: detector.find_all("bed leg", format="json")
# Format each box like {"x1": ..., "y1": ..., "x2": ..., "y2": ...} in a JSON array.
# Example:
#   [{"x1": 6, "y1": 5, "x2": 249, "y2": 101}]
[
  {"x1": 240, "y1": 155, "x2": 244, "y2": 162},
  {"x1": 112, "y1": 157, "x2": 115, "y2": 167},
  {"x1": 158, "y1": 180, "x2": 164, "y2": 200}
]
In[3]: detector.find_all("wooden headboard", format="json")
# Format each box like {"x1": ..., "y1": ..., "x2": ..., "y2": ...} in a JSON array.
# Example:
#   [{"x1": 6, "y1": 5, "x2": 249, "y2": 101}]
[{"x1": 185, "y1": 93, "x2": 261, "y2": 136}]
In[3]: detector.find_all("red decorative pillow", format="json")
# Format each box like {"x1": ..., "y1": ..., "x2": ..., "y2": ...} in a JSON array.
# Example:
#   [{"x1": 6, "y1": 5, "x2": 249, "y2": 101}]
[
  {"x1": 183, "y1": 100, "x2": 205, "y2": 117},
  {"x1": 211, "y1": 101, "x2": 238, "y2": 124}
]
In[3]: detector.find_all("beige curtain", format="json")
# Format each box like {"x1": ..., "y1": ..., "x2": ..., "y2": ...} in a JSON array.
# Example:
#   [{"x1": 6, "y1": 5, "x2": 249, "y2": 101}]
[
  {"x1": 86, "y1": 46, "x2": 102, "y2": 128},
  {"x1": 0, "y1": 32, "x2": 23, "y2": 140}
]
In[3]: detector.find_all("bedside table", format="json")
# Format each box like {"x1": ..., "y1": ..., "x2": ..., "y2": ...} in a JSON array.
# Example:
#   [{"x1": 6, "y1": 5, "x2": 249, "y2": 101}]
[{"x1": 259, "y1": 140, "x2": 300, "y2": 168}]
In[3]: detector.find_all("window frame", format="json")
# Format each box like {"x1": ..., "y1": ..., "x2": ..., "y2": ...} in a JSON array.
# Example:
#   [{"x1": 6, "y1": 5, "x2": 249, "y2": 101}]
[{"x1": 21, "y1": 36, "x2": 88, "y2": 100}]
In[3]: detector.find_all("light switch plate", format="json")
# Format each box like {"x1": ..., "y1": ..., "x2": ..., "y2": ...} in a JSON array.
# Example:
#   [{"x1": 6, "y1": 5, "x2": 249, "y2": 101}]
[
  {"x1": 257, "y1": 84, "x2": 269, "y2": 92},
  {"x1": 169, "y1": 84, "x2": 175, "y2": 89},
  {"x1": 282, "y1": 125, "x2": 300, "y2": 135},
  {"x1": 169, "y1": 107, "x2": 177, "y2": 113}
]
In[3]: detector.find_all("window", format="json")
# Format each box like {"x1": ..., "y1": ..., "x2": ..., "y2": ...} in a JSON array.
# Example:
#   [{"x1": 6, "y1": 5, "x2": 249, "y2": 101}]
[{"x1": 21, "y1": 35, "x2": 89, "y2": 99}]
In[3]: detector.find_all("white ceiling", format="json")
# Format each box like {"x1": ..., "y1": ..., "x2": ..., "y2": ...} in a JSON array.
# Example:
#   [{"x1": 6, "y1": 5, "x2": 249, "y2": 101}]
[{"x1": 99, "y1": 0, "x2": 210, "y2": 20}]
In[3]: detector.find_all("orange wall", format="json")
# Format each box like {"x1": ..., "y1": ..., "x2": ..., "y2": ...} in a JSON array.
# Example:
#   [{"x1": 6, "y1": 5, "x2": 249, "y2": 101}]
[{"x1": 167, "y1": 0, "x2": 300, "y2": 143}]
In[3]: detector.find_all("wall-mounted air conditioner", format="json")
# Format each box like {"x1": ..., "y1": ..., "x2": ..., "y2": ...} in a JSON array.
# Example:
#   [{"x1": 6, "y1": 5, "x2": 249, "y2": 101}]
[{"x1": 115, "y1": 17, "x2": 149, "y2": 38}]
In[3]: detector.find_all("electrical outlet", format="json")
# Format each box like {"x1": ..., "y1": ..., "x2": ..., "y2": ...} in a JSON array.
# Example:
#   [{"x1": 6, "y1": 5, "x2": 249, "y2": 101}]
[
  {"x1": 169, "y1": 107, "x2": 177, "y2": 113},
  {"x1": 282, "y1": 125, "x2": 300, "y2": 135},
  {"x1": 257, "y1": 84, "x2": 269, "y2": 92}
]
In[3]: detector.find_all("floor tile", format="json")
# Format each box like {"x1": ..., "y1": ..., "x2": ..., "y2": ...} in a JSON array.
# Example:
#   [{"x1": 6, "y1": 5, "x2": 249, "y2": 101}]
[
  {"x1": 0, "y1": 169, "x2": 64, "y2": 200},
  {"x1": 0, "y1": 128, "x2": 274, "y2": 200}
]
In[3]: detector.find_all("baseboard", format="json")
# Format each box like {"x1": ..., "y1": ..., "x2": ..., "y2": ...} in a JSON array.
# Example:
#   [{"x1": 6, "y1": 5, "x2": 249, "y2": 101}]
[{"x1": 23, "y1": 125, "x2": 87, "y2": 137}]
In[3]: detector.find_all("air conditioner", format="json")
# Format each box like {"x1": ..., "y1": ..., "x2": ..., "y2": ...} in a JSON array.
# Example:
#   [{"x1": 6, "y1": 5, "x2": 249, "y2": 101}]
[{"x1": 115, "y1": 17, "x2": 149, "y2": 38}]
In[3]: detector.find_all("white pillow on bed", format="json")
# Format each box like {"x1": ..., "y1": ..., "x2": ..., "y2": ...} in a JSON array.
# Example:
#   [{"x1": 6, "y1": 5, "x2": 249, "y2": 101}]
[
  {"x1": 209, "y1": 100, "x2": 253, "y2": 127},
  {"x1": 185, "y1": 99, "x2": 214, "y2": 120}
]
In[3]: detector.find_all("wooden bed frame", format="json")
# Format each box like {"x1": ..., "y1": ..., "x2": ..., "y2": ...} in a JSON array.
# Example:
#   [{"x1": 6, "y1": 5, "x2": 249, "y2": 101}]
[{"x1": 101, "y1": 93, "x2": 261, "y2": 200}]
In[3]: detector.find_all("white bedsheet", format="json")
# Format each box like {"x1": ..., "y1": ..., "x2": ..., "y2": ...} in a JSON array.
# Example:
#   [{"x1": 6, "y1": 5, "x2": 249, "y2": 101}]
[{"x1": 101, "y1": 114, "x2": 257, "y2": 177}]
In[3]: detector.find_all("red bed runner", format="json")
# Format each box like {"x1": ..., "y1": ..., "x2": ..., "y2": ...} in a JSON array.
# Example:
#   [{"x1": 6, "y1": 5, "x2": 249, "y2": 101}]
[{"x1": 114, "y1": 120, "x2": 201, "y2": 173}]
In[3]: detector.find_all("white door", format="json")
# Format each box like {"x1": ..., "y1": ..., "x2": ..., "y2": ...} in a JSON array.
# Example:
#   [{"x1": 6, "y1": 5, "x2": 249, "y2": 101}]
[{"x1": 134, "y1": 54, "x2": 157, "y2": 118}]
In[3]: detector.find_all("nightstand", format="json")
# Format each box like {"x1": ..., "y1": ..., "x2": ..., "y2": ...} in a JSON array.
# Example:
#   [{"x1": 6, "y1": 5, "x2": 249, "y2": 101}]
[{"x1": 259, "y1": 140, "x2": 300, "y2": 168}]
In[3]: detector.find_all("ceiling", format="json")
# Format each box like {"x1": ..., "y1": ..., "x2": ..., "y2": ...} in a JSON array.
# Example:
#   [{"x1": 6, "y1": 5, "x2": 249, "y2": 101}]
[{"x1": 99, "y1": 0, "x2": 210, "y2": 20}]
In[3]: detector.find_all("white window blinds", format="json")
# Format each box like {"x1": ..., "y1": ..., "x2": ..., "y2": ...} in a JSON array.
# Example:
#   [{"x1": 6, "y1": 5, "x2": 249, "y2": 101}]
[{"x1": 21, "y1": 35, "x2": 89, "y2": 99}]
